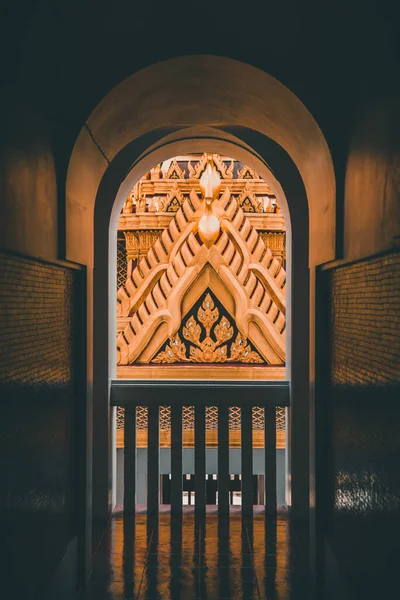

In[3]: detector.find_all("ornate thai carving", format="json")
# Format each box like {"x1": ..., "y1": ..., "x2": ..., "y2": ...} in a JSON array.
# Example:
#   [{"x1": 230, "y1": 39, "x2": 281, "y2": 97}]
[
  {"x1": 123, "y1": 230, "x2": 162, "y2": 261},
  {"x1": 213, "y1": 154, "x2": 234, "y2": 179},
  {"x1": 159, "y1": 182, "x2": 185, "y2": 211},
  {"x1": 260, "y1": 232, "x2": 286, "y2": 263},
  {"x1": 188, "y1": 153, "x2": 208, "y2": 179},
  {"x1": 150, "y1": 165, "x2": 162, "y2": 179},
  {"x1": 116, "y1": 404, "x2": 286, "y2": 432},
  {"x1": 189, "y1": 153, "x2": 235, "y2": 179},
  {"x1": 120, "y1": 156, "x2": 280, "y2": 222},
  {"x1": 116, "y1": 155, "x2": 287, "y2": 373},
  {"x1": 164, "y1": 158, "x2": 185, "y2": 179},
  {"x1": 136, "y1": 194, "x2": 147, "y2": 212},
  {"x1": 237, "y1": 181, "x2": 262, "y2": 213},
  {"x1": 152, "y1": 292, "x2": 263, "y2": 364},
  {"x1": 117, "y1": 191, "x2": 286, "y2": 366},
  {"x1": 237, "y1": 164, "x2": 260, "y2": 179},
  {"x1": 122, "y1": 194, "x2": 134, "y2": 214}
]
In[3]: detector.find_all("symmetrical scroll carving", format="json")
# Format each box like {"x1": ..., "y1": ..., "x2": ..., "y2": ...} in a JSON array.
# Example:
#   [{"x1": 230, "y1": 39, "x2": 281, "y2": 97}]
[
  {"x1": 116, "y1": 188, "x2": 286, "y2": 367},
  {"x1": 152, "y1": 292, "x2": 263, "y2": 364},
  {"x1": 188, "y1": 154, "x2": 208, "y2": 179},
  {"x1": 188, "y1": 153, "x2": 234, "y2": 179}
]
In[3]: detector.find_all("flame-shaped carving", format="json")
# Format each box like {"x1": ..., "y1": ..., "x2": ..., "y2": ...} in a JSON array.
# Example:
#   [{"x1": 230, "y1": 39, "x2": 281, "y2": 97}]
[{"x1": 152, "y1": 293, "x2": 263, "y2": 364}]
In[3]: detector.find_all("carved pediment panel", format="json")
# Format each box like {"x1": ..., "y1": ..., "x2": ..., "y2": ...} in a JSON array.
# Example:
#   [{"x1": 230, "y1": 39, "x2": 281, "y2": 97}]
[
  {"x1": 116, "y1": 190, "x2": 286, "y2": 369},
  {"x1": 164, "y1": 158, "x2": 185, "y2": 179},
  {"x1": 152, "y1": 290, "x2": 264, "y2": 364},
  {"x1": 159, "y1": 183, "x2": 185, "y2": 211},
  {"x1": 237, "y1": 164, "x2": 260, "y2": 179}
]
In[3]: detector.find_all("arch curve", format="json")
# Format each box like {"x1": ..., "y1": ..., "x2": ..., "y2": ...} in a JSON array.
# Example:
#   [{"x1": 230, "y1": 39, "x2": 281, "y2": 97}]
[
  {"x1": 66, "y1": 55, "x2": 336, "y2": 269},
  {"x1": 65, "y1": 55, "x2": 336, "y2": 523}
]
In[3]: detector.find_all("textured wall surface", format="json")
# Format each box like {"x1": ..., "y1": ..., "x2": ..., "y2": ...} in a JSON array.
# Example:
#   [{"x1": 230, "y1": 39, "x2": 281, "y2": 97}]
[
  {"x1": 328, "y1": 251, "x2": 400, "y2": 599},
  {"x1": 0, "y1": 253, "x2": 81, "y2": 598}
]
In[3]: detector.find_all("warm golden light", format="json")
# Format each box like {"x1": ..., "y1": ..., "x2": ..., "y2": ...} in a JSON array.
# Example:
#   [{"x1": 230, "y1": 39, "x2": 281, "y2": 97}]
[
  {"x1": 199, "y1": 159, "x2": 221, "y2": 200},
  {"x1": 198, "y1": 159, "x2": 221, "y2": 247},
  {"x1": 198, "y1": 199, "x2": 220, "y2": 247}
]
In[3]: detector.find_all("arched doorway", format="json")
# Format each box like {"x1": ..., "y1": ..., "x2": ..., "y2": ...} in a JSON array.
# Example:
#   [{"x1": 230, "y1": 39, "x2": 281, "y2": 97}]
[
  {"x1": 65, "y1": 55, "x2": 336, "y2": 567},
  {"x1": 113, "y1": 151, "x2": 289, "y2": 515}
]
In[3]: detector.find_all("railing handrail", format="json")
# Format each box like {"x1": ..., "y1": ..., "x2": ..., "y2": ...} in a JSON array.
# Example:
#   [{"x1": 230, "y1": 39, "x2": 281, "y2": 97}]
[{"x1": 111, "y1": 379, "x2": 290, "y2": 407}]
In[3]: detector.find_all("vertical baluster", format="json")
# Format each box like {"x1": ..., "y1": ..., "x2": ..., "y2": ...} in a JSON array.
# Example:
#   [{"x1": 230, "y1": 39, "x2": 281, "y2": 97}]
[
  {"x1": 195, "y1": 405, "x2": 206, "y2": 516},
  {"x1": 123, "y1": 406, "x2": 136, "y2": 515},
  {"x1": 264, "y1": 406, "x2": 277, "y2": 515},
  {"x1": 241, "y1": 405, "x2": 253, "y2": 517},
  {"x1": 147, "y1": 404, "x2": 160, "y2": 517},
  {"x1": 218, "y1": 404, "x2": 230, "y2": 517},
  {"x1": 171, "y1": 404, "x2": 183, "y2": 516}
]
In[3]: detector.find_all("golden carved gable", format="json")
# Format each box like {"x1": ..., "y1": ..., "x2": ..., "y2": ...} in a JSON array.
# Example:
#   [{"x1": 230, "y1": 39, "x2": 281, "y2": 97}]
[
  {"x1": 116, "y1": 188, "x2": 286, "y2": 368},
  {"x1": 152, "y1": 291, "x2": 264, "y2": 364},
  {"x1": 159, "y1": 182, "x2": 185, "y2": 211},
  {"x1": 237, "y1": 164, "x2": 260, "y2": 179},
  {"x1": 237, "y1": 181, "x2": 261, "y2": 213},
  {"x1": 164, "y1": 158, "x2": 185, "y2": 179},
  {"x1": 188, "y1": 153, "x2": 208, "y2": 179},
  {"x1": 189, "y1": 153, "x2": 236, "y2": 179}
]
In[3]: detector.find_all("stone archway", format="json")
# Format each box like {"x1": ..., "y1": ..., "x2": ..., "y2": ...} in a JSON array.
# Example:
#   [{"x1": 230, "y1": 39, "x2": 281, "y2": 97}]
[{"x1": 65, "y1": 56, "x2": 336, "y2": 549}]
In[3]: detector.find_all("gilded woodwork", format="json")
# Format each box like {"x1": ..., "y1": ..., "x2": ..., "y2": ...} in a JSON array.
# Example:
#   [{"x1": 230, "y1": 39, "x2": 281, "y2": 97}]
[
  {"x1": 124, "y1": 230, "x2": 162, "y2": 261},
  {"x1": 116, "y1": 364, "x2": 286, "y2": 379},
  {"x1": 152, "y1": 292, "x2": 263, "y2": 364},
  {"x1": 115, "y1": 405, "x2": 287, "y2": 449},
  {"x1": 116, "y1": 405, "x2": 286, "y2": 431},
  {"x1": 119, "y1": 211, "x2": 285, "y2": 232},
  {"x1": 117, "y1": 190, "x2": 286, "y2": 366},
  {"x1": 237, "y1": 163, "x2": 260, "y2": 180},
  {"x1": 159, "y1": 183, "x2": 185, "y2": 212},
  {"x1": 116, "y1": 428, "x2": 286, "y2": 449},
  {"x1": 260, "y1": 232, "x2": 286, "y2": 264},
  {"x1": 164, "y1": 158, "x2": 186, "y2": 180},
  {"x1": 116, "y1": 154, "x2": 286, "y2": 376}
]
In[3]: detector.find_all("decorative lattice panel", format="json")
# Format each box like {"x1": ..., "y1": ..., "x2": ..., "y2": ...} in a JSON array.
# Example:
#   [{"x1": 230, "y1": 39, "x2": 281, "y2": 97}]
[
  {"x1": 206, "y1": 406, "x2": 218, "y2": 430},
  {"x1": 230, "y1": 406, "x2": 241, "y2": 429},
  {"x1": 116, "y1": 405, "x2": 286, "y2": 431},
  {"x1": 184, "y1": 406, "x2": 195, "y2": 429},
  {"x1": 117, "y1": 239, "x2": 127, "y2": 291},
  {"x1": 276, "y1": 406, "x2": 286, "y2": 430}
]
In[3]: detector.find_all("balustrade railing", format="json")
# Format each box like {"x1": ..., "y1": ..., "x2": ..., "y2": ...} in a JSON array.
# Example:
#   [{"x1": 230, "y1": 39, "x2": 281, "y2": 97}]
[{"x1": 111, "y1": 380, "x2": 289, "y2": 518}]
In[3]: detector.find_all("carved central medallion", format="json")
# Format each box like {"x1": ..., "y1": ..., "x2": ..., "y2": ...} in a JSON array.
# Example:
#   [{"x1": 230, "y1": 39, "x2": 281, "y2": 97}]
[{"x1": 152, "y1": 292, "x2": 264, "y2": 364}]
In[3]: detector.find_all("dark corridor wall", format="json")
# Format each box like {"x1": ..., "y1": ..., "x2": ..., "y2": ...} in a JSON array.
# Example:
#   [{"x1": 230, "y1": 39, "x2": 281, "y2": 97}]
[
  {"x1": 327, "y1": 251, "x2": 400, "y2": 599},
  {"x1": 0, "y1": 253, "x2": 83, "y2": 599}
]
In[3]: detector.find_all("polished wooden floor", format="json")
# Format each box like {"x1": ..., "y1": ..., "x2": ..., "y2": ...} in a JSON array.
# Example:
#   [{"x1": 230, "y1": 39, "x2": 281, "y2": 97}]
[{"x1": 79, "y1": 512, "x2": 310, "y2": 600}]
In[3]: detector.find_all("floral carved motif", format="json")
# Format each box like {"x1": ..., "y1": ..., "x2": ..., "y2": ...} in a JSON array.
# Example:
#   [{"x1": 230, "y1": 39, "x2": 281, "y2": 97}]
[{"x1": 152, "y1": 293, "x2": 263, "y2": 364}]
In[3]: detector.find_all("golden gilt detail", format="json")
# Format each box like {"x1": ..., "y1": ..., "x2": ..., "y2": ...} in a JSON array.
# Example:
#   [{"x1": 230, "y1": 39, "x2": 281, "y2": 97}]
[{"x1": 152, "y1": 293, "x2": 263, "y2": 364}]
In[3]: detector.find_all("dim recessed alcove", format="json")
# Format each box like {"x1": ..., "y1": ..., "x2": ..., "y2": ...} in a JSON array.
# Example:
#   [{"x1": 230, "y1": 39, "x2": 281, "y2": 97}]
[{"x1": 65, "y1": 55, "x2": 336, "y2": 531}]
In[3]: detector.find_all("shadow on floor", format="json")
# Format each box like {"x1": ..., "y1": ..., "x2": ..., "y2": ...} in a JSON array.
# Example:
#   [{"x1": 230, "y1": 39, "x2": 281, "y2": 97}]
[{"x1": 79, "y1": 513, "x2": 310, "y2": 600}]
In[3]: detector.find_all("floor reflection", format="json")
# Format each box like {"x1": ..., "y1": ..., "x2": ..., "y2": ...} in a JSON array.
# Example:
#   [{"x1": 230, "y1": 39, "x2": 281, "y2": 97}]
[{"x1": 79, "y1": 512, "x2": 308, "y2": 600}]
